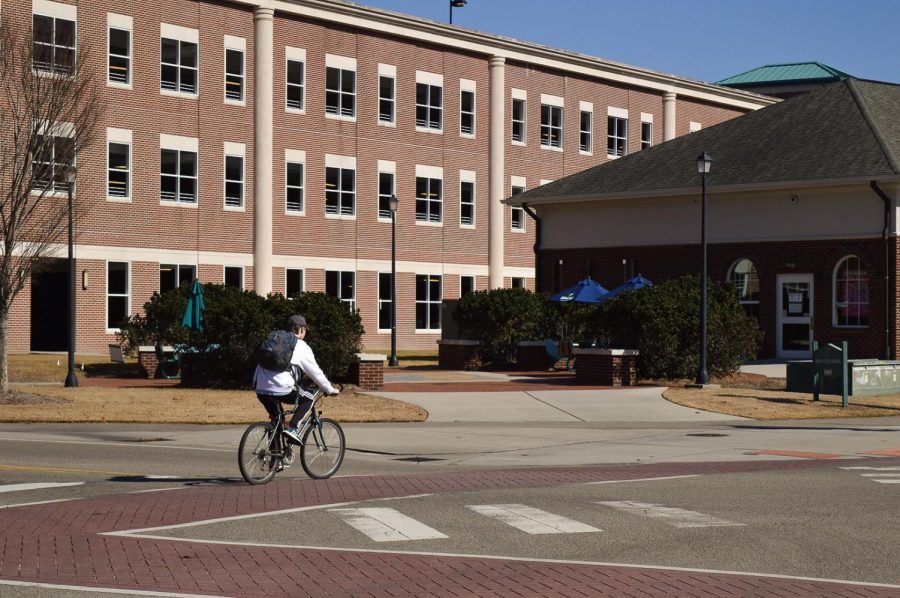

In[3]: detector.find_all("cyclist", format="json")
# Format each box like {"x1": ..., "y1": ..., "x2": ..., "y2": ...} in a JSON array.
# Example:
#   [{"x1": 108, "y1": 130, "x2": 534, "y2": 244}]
[{"x1": 254, "y1": 314, "x2": 338, "y2": 443}]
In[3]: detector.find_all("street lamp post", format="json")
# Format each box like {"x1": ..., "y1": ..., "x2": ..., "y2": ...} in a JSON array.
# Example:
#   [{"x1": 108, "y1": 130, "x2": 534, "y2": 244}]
[
  {"x1": 695, "y1": 152, "x2": 712, "y2": 386},
  {"x1": 64, "y1": 166, "x2": 78, "y2": 388},
  {"x1": 388, "y1": 195, "x2": 399, "y2": 367},
  {"x1": 449, "y1": 0, "x2": 467, "y2": 24}
]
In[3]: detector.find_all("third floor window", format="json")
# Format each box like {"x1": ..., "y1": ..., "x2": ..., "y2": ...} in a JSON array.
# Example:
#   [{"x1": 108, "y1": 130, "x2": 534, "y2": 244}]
[
  {"x1": 161, "y1": 38, "x2": 198, "y2": 95},
  {"x1": 225, "y1": 48, "x2": 244, "y2": 102},
  {"x1": 540, "y1": 104, "x2": 562, "y2": 148},
  {"x1": 416, "y1": 83, "x2": 443, "y2": 130},
  {"x1": 33, "y1": 15, "x2": 76, "y2": 75},
  {"x1": 326, "y1": 66, "x2": 356, "y2": 117},
  {"x1": 108, "y1": 27, "x2": 131, "y2": 84},
  {"x1": 325, "y1": 166, "x2": 356, "y2": 216}
]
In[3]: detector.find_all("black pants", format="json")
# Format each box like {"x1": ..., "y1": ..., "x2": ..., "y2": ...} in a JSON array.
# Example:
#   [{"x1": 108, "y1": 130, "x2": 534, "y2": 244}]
[{"x1": 256, "y1": 390, "x2": 312, "y2": 429}]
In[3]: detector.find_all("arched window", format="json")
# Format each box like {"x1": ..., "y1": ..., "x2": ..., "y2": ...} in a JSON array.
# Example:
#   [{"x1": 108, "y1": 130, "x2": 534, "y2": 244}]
[
  {"x1": 727, "y1": 258, "x2": 759, "y2": 317},
  {"x1": 834, "y1": 256, "x2": 869, "y2": 327}
]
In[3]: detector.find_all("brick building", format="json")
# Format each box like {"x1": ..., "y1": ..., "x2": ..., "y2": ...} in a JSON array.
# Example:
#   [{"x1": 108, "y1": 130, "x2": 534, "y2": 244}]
[
  {"x1": 509, "y1": 79, "x2": 900, "y2": 360},
  {"x1": 13, "y1": 0, "x2": 772, "y2": 354}
]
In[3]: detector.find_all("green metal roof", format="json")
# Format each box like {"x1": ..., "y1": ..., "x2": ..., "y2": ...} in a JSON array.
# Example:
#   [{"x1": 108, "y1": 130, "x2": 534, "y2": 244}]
[{"x1": 718, "y1": 62, "x2": 851, "y2": 86}]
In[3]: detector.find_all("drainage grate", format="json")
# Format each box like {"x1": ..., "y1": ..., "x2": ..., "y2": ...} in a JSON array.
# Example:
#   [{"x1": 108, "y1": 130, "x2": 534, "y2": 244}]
[
  {"x1": 686, "y1": 433, "x2": 729, "y2": 437},
  {"x1": 393, "y1": 457, "x2": 446, "y2": 463},
  {"x1": 123, "y1": 437, "x2": 172, "y2": 443}
]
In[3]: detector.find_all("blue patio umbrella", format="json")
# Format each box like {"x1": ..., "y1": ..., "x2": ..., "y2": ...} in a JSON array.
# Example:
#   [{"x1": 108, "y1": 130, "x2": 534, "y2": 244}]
[
  {"x1": 181, "y1": 280, "x2": 205, "y2": 331},
  {"x1": 548, "y1": 277, "x2": 610, "y2": 303},
  {"x1": 602, "y1": 275, "x2": 653, "y2": 301}
]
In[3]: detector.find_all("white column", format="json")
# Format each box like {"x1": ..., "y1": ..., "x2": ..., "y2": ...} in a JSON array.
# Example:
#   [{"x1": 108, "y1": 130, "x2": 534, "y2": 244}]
[
  {"x1": 488, "y1": 56, "x2": 506, "y2": 289},
  {"x1": 663, "y1": 91, "x2": 677, "y2": 142},
  {"x1": 253, "y1": 6, "x2": 274, "y2": 295}
]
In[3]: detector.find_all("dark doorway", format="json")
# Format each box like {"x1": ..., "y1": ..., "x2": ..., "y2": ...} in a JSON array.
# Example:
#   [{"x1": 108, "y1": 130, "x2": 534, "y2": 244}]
[{"x1": 31, "y1": 258, "x2": 68, "y2": 351}]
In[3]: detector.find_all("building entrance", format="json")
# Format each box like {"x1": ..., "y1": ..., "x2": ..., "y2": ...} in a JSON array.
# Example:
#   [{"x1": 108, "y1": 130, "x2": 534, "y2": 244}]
[
  {"x1": 776, "y1": 273, "x2": 814, "y2": 359},
  {"x1": 30, "y1": 258, "x2": 69, "y2": 351}
]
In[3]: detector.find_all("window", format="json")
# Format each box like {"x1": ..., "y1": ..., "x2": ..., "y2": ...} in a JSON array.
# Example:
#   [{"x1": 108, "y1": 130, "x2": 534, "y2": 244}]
[
  {"x1": 415, "y1": 175, "x2": 442, "y2": 223},
  {"x1": 511, "y1": 97, "x2": 526, "y2": 143},
  {"x1": 608, "y1": 116, "x2": 628, "y2": 157},
  {"x1": 159, "y1": 264, "x2": 195, "y2": 293},
  {"x1": 326, "y1": 271, "x2": 355, "y2": 311},
  {"x1": 107, "y1": 141, "x2": 130, "y2": 199},
  {"x1": 33, "y1": 14, "x2": 76, "y2": 75},
  {"x1": 540, "y1": 104, "x2": 563, "y2": 148},
  {"x1": 32, "y1": 133, "x2": 74, "y2": 193},
  {"x1": 160, "y1": 35, "x2": 198, "y2": 95},
  {"x1": 378, "y1": 171, "x2": 395, "y2": 219},
  {"x1": 378, "y1": 72, "x2": 395, "y2": 124},
  {"x1": 460, "y1": 83, "x2": 475, "y2": 136},
  {"x1": 107, "y1": 262, "x2": 129, "y2": 330},
  {"x1": 378, "y1": 272, "x2": 393, "y2": 331},
  {"x1": 325, "y1": 165, "x2": 356, "y2": 216},
  {"x1": 460, "y1": 275, "x2": 475, "y2": 297},
  {"x1": 641, "y1": 121, "x2": 653, "y2": 150},
  {"x1": 224, "y1": 266, "x2": 243, "y2": 289},
  {"x1": 325, "y1": 58, "x2": 356, "y2": 118},
  {"x1": 224, "y1": 153, "x2": 244, "y2": 208},
  {"x1": 511, "y1": 184, "x2": 525, "y2": 231},
  {"x1": 108, "y1": 24, "x2": 131, "y2": 85},
  {"x1": 511, "y1": 277, "x2": 526, "y2": 289},
  {"x1": 460, "y1": 179, "x2": 475, "y2": 227},
  {"x1": 286, "y1": 160, "x2": 304, "y2": 213},
  {"x1": 286, "y1": 268, "x2": 304, "y2": 298},
  {"x1": 416, "y1": 274, "x2": 442, "y2": 330},
  {"x1": 416, "y1": 76, "x2": 443, "y2": 130},
  {"x1": 580, "y1": 110, "x2": 592, "y2": 153},
  {"x1": 160, "y1": 148, "x2": 197, "y2": 203},
  {"x1": 727, "y1": 259, "x2": 759, "y2": 318},
  {"x1": 834, "y1": 256, "x2": 869, "y2": 327},
  {"x1": 224, "y1": 46, "x2": 245, "y2": 102},
  {"x1": 286, "y1": 52, "x2": 305, "y2": 111}
]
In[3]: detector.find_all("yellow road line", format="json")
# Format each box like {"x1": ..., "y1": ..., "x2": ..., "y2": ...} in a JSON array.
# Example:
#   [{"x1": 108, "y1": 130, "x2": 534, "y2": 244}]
[{"x1": 0, "y1": 464, "x2": 139, "y2": 476}]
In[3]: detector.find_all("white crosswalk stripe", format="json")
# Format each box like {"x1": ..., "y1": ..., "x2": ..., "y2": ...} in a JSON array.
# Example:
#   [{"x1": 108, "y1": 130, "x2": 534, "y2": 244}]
[
  {"x1": 467, "y1": 504, "x2": 601, "y2": 534},
  {"x1": 840, "y1": 466, "x2": 900, "y2": 484},
  {"x1": 0, "y1": 482, "x2": 83, "y2": 494},
  {"x1": 596, "y1": 501, "x2": 744, "y2": 528},
  {"x1": 329, "y1": 507, "x2": 448, "y2": 542}
]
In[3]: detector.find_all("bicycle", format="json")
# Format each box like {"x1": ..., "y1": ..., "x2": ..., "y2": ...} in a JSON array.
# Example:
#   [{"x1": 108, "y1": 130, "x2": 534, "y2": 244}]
[{"x1": 238, "y1": 383, "x2": 346, "y2": 484}]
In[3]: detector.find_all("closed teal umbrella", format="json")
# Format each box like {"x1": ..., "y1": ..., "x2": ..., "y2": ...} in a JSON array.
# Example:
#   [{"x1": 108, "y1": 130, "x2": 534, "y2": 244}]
[{"x1": 181, "y1": 280, "x2": 205, "y2": 331}]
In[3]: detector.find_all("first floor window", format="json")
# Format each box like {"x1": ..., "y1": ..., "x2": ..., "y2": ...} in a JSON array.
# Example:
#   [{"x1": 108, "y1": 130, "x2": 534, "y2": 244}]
[
  {"x1": 161, "y1": 149, "x2": 197, "y2": 203},
  {"x1": 107, "y1": 262, "x2": 129, "y2": 329},
  {"x1": 641, "y1": 122, "x2": 652, "y2": 150},
  {"x1": 325, "y1": 166, "x2": 355, "y2": 215},
  {"x1": 224, "y1": 155, "x2": 244, "y2": 208},
  {"x1": 33, "y1": 134, "x2": 74, "y2": 193},
  {"x1": 378, "y1": 272, "x2": 393, "y2": 330},
  {"x1": 379, "y1": 75, "x2": 395, "y2": 123},
  {"x1": 834, "y1": 256, "x2": 869, "y2": 327},
  {"x1": 608, "y1": 116, "x2": 628, "y2": 157},
  {"x1": 540, "y1": 104, "x2": 562, "y2": 148},
  {"x1": 416, "y1": 83, "x2": 443, "y2": 130},
  {"x1": 326, "y1": 270, "x2": 355, "y2": 311},
  {"x1": 416, "y1": 274, "x2": 442, "y2": 330},
  {"x1": 727, "y1": 258, "x2": 759, "y2": 318},
  {"x1": 460, "y1": 275, "x2": 475, "y2": 296},
  {"x1": 460, "y1": 180, "x2": 475, "y2": 226},
  {"x1": 286, "y1": 162, "x2": 304, "y2": 212},
  {"x1": 580, "y1": 110, "x2": 592, "y2": 152},
  {"x1": 107, "y1": 142, "x2": 130, "y2": 198},
  {"x1": 286, "y1": 268, "x2": 304, "y2": 298},
  {"x1": 378, "y1": 172, "x2": 394, "y2": 219},
  {"x1": 33, "y1": 15, "x2": 75, "y2": 75},
  {"x1": 160, "y1": 264, "x2": 196, "y2": 293},
  {"x1": 108, "y1": 26, "x2": 131, "y2": 84},
  {"x1": 416, "y1": 176, "x2": 442, "y2": 223},
  {"x1": 161, "y1": 37, "x2": 198, "y2": 94},
  {"x1": 224, "y1": 266, "x2": 243, "y2": 289},
  {"x1": 511, "y1": 98, "x2": 525, "y2": 143},
  {"x1": 225, "y1": 48, "x2": 244, "y2": 102},
  {"x1": 326, "y1": 66, "x2": 356, "y2": 117},
  {"x1": 511, "y1": 277, "x2": 526, "y2": 289}
]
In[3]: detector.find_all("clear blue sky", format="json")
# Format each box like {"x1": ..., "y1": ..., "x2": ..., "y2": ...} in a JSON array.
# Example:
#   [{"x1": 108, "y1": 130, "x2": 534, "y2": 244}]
[{"x1": 352, "y1": 0, "x2": 900, "y2": 84}]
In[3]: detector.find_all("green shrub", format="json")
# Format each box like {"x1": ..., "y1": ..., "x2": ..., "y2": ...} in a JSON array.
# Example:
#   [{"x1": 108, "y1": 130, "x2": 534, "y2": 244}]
[
  {"x1": 590, "y1": 275, "x2": 761, "y2": 379},
  {"x1": 454, "y1": 288, "x2": 557, "y2": 364}
]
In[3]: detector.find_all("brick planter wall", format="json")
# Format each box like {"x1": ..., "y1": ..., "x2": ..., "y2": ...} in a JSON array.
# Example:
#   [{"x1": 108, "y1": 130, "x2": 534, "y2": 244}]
[
  {"x1": 137, "y1": 346, "x2": 160, "y2": 379},
  {"x1": 574, "y1": 349, "x2": 639, "y2": 386},
  {"x1": 351, "y1": 354, "x2": 386, "y2": 391},
  {"x1": 437, "y1": 340, "x2": 482, "y2": 370}
]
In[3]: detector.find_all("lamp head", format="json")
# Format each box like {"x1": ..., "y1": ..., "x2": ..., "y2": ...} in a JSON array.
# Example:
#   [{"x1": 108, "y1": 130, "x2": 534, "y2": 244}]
[
  {"x1": 450, "y1": 0, "x2": 467, "y2": 6},
  {"x1": 696, "y1": 152, "x2": 712, "y2": 174},
  {"x1": 64, "y1": 165, "x2": 77, "y2": 184},
  {"x1": 388, "y1": 194, "x2": 399, "y2": 213}
]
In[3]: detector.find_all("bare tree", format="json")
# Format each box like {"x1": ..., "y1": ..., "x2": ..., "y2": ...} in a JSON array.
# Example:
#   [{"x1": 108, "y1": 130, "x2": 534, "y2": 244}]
[{"x1": 0, "y1": 16, "x2": 102, "y2": 391}]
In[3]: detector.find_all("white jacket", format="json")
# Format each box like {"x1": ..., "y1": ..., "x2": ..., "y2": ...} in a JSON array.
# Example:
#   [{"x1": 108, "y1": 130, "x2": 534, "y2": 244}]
[{"x1": 254, "y1": 338, "x2": 336, "y2": 396}]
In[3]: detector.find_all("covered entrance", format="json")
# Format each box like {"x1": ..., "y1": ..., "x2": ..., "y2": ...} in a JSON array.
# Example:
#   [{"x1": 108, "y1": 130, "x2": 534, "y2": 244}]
[
  {"x1": 776, "y1": 273, "x2": 813, "y2": 359},
  {"x1": 30, "y1": 258, "x2": 69, "y2": 351}
]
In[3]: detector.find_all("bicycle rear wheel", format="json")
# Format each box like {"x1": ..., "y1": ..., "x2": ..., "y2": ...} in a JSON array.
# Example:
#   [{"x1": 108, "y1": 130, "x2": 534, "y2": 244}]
[
  {"x1": 238, "y1": 422, "x2": 280, "y2": 485},
  {"x1": 300, "y1": 418, "x2": 345, "y2": 479}
]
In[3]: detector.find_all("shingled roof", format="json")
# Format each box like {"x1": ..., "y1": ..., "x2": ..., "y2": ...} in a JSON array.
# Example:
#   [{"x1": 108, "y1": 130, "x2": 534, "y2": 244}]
[{"x1": 510, "y1": 79, "x2": 900, "y2": 205}]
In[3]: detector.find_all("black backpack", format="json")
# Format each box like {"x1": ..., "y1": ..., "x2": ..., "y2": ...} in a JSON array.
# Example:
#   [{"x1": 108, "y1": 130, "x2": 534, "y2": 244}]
[{"x1": 255, "y1": 330, "x2": 298, "y2": 371}]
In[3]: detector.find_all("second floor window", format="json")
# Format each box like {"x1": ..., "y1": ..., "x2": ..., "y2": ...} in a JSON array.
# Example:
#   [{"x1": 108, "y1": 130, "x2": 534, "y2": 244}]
[
  {"x1": 511, "y1": 185, "x2": 525, "y2": 231},
  {"x1": 325, "y1": 166, "x2": 355, "y2": 216},
  {"x1": 224, "y1": 155, "x2": 244, "y2": 208},
  {"x1": 32, "y1": 134, "x2": 73, "y2": 193},
  {"x1": 107, "y1": 142, "x2": 130, "y2": 198},
  {"x1": 160, "y1": 149, "x2": 197, "y2": 203},
  {"x1": 460, "y1": 181, "x2": 475, "y2": 226},
  {"x1": 608, "y1": 116, "x2": 628, "y2": 157},
  {"x1": 580, "y1": 111, "x2": 592, "y2": 152},
  {"x1": 326, "y1": 66, "x2": 356, "y2": 117},
  {"x1": 540, "y1": 104, "x2": 562, "y2": 148},
  {"x1": 460, "y1": 90, "x2": 475, "y2": 135},
  {"x1": 415, "y1": 176, "x2": 442, "y2": 223},
  {"x1": 225, "y1": 48, "x2": 244, "y2": 102},
  {"x1": 108, "y1": 27, "x2": 131, "y2": 84},
  {"x1": 379, "y1": 75, "x2": 395, "y2": 123},
  {"x1": 286, "y1": 162, "x2": 304, "y2": 212},
  {"x1": 161, "y1": 38, "x2": 198, "y2": 94},
  {"x1": 378, "y1": 172, "x2": 395, "y2": 219},
  {"x1": 641, "y1": 122, "x2": 653, "y2": 150},
  {"x1": 416, "y1": 83, "x2": 442, "y2": 130},
  {"x1": 33, "y1": 15, "x2": 75, "y2": 75},
  {"x1": 511, "y1": 98, "x2": 526, "y2": 143},
  {"x1": 286, "y1": 59, "x2": 305, "y2": 110}
]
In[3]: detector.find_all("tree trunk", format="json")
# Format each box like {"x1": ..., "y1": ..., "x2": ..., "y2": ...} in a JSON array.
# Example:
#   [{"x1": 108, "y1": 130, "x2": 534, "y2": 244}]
[{"x1": 0, "y1": 313, "x2": 8, "y2": 394}]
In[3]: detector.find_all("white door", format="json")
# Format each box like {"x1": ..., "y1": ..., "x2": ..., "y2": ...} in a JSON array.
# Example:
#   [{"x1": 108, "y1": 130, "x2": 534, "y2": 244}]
[{"x1": 776, "y1": 274, "x2": 814, "y2": 359}]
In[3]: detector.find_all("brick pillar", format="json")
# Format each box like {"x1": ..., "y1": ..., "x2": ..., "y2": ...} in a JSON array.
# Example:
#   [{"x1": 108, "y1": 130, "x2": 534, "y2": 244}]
[{"x1": 352, "y1": 353, "x2": 386, "y2": 391}]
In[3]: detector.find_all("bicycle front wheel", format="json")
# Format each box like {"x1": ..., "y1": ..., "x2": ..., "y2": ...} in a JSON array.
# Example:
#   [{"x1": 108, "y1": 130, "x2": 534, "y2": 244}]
[
  {"x1": 300, "y1": 418, "x2": 345, "y2": 479},
  {"x1": 238, "y1": 422, "x2": 280, "y2": 485}
]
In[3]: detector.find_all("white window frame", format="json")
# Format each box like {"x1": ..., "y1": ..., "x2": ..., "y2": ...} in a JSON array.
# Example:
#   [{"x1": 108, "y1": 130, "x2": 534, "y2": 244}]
[
  {"x1": 511, "y1": 89, "x2": 526, "y2": 145},
  {"x1": 285, "y1": 47, "x2": 306, "y2": 114},
  {"x1": 460, "y1": 79, "x2": 476, "y2": 138},
  {"x1": 607, "y1": 107, "x2": 629, "y2": 158},
  {"x1": 378, "y1": 272, "x2": 393, "y2": 332},
  {"x1": 416, "y1": 71, "x2": 443, "y2": 133},
  {"x1": 689, "y1": 121, "x2": 702, "y2": 133},
  {"x1": 223, "y1": 141, "x2": 245, "y2": 210},
  {"x1": 325, "y1": 54, "x2": 357, "y2": 121},
  {"x1": 32, "y1": 2, "x2": 77, "y2": 77},
  {"x1": 640, "y1": 113, "x2": 653, "y2": 150},
  {"x1": 833, "y1": 255, "x2": 870, "y2": 328},
  {"x1": 377, "y1": 160, "x2": 396, "y2": 221},
  {"x1": 540, "y1": 94, "x2": 564, "y2": 151},
  {"x1": 378, "y1": 63, "x2": 396, "y2": 126},
  {"x1": 224, "y1": 265, "x2": 244, "y2": 290},
  {"x1": 511, "y1": 277, "x2": 526, "y2": 289},
  {"x1": 285, "y1": 149, "x2": 306, "y2": 215},
  {"x1": 579, "y1": 101, "x2": 593, "y2": 155},
  {"x1": 107, "y1": 13, "x2": 132, "y2": 89},
  {"x1": 415, "y1": 165, "x2": 443, "y2": 225},
  {"x1": 159, "y1": 263, "x2": 196, "y2": 293},
  {"x1": 326, "y1": 270, "x2": 356, "y2": 312},
  {"x1": 224, "y1": 35, "x2": 246, "y2": 105},
  {"x1": 31, "y1": 121, "x2": 75, "y2": 196},
  {"x1": 415, "y1": 273, "x2": 442, "y2": 332},
  {"x1": 285, "y1": 268, "x2": 304, "y2": 298},
  {"x1": 460, "y1": 275, "x2": 475, "y2": 297},
  {"x1": 106, "y1": 260, "x2": 130, "y2": 333},
  {"x1": 510, "y1": 176, "x2": 526, "y2": 232},
  {"x1": 325, "y1": 154, "x2": 357, "y2": 219},
  {"x1": 106, "y1": 127, "x2": 132, "y2": 202},
  {"x1": 459, "y1": 170, "x2": 476, "y2": 228},
  {"x1": 160, "y1": 24, "x2": 199, "y2": 99},
  {"x1": 160, "y1": 134, "x2": 199, "y2": 206},
  {"x1": 727, "y1": 258, "x2": 760, "y2": 317}
]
